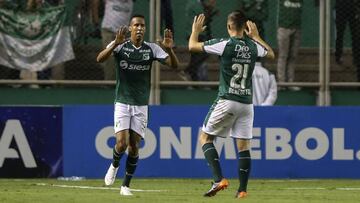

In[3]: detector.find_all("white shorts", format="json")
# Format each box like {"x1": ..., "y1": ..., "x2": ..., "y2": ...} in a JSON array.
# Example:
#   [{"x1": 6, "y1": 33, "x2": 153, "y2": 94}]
[
  {"x1": 202, "y1": 99, "x2": 254, "y2": 139},
  {"x1": 114, "y1": 102, "x2": 148, "y2": 138}
]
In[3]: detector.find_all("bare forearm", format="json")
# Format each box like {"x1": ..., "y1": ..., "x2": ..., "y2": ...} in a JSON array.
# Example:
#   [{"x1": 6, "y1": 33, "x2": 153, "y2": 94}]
[
  {"x1": 188, "y1": 32, "x2": 203, "y2": 52},
  {"x1": 165, "y1": 48, "x2": 179, "y2": 69},
  {"x1": 253, "y1": 36, "x2": 275, "y2": 59},
  {"x1": 96, "y1": 42, "x2": 118, "y2": 63}
]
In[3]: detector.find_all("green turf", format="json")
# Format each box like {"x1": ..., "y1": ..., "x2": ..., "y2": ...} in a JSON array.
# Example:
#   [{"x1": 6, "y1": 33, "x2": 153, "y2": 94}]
[{"x1": 1, "y1": 179, "x2": 360, "y2": 203}]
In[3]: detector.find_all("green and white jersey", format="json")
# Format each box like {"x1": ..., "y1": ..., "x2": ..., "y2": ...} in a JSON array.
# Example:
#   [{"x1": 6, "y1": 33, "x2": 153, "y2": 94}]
[
  {"x1": 277, "y1": 0, "x2": 303, "y2": 29},
  {"x1": 110, "y1": 40, "x2": 168, "y2": 105},
  {"x1": 203, "y1": 36, "x2": 267, "y2": 104}
]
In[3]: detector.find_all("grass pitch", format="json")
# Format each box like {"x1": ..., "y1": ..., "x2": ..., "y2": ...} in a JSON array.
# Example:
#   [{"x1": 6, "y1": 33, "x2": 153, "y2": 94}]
[{"x1": 1, "y1": 178, "x2": 360, "y2": 203}]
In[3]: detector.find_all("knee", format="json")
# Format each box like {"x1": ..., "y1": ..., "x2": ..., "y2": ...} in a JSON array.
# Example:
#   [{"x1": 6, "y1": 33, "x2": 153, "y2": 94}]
[
  {"x1": 198, "y1": 132, "x2": 206, "y2": 145},
  {"x1": 237, "y1": 140, "x2": 250, "y2": 151},
  {"x1": 238, "y1": 145, "x2": 250, "y2": 152},
  {"x1": 115, "y1": 139, "x2": 128, "y2": 152},
  {"x1": 198, "y1": 131, "x2": 213, "y2": 146},
  {"x1": 127, "y1": 144, "x2": 139, "y2": 157}
]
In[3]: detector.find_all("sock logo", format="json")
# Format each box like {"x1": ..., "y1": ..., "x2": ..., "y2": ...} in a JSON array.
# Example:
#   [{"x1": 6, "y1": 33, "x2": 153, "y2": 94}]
[{"x1": 240, "y1": 168, "x2": 248, "y2": 172}]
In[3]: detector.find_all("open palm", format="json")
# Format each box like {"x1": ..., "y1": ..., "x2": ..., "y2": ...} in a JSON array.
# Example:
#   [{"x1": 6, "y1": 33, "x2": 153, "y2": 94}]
[
  {"x1": 115, "y1": 26, "x2": 128, "y2": 44},
  {"x1": 161, "y1": 29, "x2": 174, "y2": 49}
]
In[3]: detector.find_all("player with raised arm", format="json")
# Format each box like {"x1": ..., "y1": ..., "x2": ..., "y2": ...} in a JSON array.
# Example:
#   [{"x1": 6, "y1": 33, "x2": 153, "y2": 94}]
[
  {"x1": 188, "y1": 11, "x2": 274, "y2": 198},
  {"x1": 96, "y1": 14, "x2": 178, "y2": 196}
]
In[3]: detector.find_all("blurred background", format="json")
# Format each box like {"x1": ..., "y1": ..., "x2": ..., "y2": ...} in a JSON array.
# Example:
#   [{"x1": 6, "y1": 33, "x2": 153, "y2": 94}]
[
  {"x1": 1, "y1": 0, "x2": 360, "y2": 181},
  {"x1": 0, "y1": 0, "x2": 359, "y2": 106}
]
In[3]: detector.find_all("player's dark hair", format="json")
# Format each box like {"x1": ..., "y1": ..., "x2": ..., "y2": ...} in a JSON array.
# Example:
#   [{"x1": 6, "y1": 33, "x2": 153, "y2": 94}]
[
  {"x1": 129, "y1": 14, "x2": 145, "y2": 24},
  {"x1": 227, "y1": 10, "x2": 247, "y2": 31}
]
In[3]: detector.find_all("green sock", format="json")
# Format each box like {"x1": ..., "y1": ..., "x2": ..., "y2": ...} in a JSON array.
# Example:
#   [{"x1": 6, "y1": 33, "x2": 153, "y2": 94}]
[
  {"x1": 238, "y1": 150, "x2": 251, "y2": 192},
  {"x1": 112, "y1": 147, "x2": 124, "y2": 168},
  {"x1": 122, "y1": 155, "x2": 139, "y2": 187},
  {"x1": 202, "y1": 143, "x2": 223, "y2": 182}
]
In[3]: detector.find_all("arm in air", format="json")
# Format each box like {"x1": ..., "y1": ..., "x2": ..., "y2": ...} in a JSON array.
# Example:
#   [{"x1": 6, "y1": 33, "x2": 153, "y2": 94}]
[{"x1": 96, "y1": 26, "x2": 128, "y2": 63}]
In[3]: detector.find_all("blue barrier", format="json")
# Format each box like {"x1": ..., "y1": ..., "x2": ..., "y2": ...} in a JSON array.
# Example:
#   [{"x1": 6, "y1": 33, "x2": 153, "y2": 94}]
[
  {"x1": 62, "y1": 105, "x2": 360, "y2": 179},
  {"x1": 0, "y1": 107, "x2": 62, "y2": 178}
]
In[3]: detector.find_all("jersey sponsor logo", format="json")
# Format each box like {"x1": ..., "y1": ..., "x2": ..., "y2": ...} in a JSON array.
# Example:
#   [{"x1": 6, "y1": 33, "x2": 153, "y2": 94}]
[
  {"x1": 119, "y1": 60, "x2": 150, "y2": 71},
  {"x1": 235, "y1": 44, "x2": 251, "y2": 59},
  {"x1": 139, "y1": 49, "x2": 151, "y2": 53},
  {"x1": 232, "y1": 58, "x2": 251, "y2": 63},
  {"x1": 122, "y1": 47, "x2": 134, "y2": 52}
]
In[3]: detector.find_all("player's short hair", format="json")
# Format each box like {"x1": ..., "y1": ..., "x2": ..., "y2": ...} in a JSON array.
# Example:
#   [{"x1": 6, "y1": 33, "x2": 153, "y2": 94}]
[
  {"x1": 129, "y1": 14, "x2": 145, "y2": 25},
  {"x1": 227, "y1": 10, "x2": 247, "y2": 31}
]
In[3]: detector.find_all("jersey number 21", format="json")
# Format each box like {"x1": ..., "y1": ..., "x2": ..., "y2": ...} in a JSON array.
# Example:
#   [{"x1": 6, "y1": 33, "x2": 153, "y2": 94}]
[{"x1": 230, "y1": 63, "x2": 249, "y2": 90}]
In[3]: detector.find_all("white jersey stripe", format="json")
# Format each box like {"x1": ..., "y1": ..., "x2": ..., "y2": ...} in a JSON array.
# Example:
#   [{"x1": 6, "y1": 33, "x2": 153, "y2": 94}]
[
  {"x1": 252, "y1": 40, "x2": 268, "y2": 57},
  {"x1": 106, "y1": 40, "x2": 126, "y2": 52},
  {"x1": 203, "y1": 39, "x2": 230, "y2": 56},
  {"x1": 145, "y1": 42, "x2": 169, "y2": 59}
]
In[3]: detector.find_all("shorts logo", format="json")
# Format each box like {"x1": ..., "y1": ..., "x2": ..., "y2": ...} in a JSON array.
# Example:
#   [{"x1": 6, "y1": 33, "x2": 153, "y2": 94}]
[{"x1": 115, "y1": 120, "x2": 121, "y2": 128}]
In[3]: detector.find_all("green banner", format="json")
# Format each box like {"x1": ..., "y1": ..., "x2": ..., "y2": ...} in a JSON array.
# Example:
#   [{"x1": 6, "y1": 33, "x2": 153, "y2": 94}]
[
  {"x1": 0, "y1": 6, "x2": 74, "y2": 71},
  {"x1": 0, "y1": 6, "x2": 66, "y2": 40}
]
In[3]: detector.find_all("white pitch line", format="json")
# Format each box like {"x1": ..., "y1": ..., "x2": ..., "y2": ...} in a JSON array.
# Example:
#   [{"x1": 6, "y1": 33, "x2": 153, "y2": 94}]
[
  {"x1": 284, "y1": 187, "x2": 326, "y2": 190},
  {"x1": 336, "y1": 188, "x2": 360, "y2": 191},
  {"x1": 284, "y1": 187, "x2": 360, "y2": 191},
  {"x1": 266, "y1": 179, "x2": 320, "y2": 183},
  {"x1": 36, "y1": 183, "x2": 167, "y2": 192}
]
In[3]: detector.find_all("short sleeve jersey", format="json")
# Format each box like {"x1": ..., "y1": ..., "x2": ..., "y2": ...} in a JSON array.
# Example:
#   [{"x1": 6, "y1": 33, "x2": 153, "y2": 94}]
[
  {"x1": 111, "y1": 40, "x2": 168, "y2": 105},
  {"x1": 203, "y1": 36, "x2": 267, "y2": 104}
]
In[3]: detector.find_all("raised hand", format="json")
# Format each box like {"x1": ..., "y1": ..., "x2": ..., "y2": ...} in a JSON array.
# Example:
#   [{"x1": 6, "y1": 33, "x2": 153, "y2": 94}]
[
  {"x1": 192, "y1": 14, "x2": 207, "y2": 34},
  {"x1": 161, "y1": 29, "x2": 174, "y2": 49},
  {"x1": 115, "y1": 25, "x2": 128, "y2": 45},
  {"x1": 245, "y1": 20, "x2": 260, "y2": 39}
]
